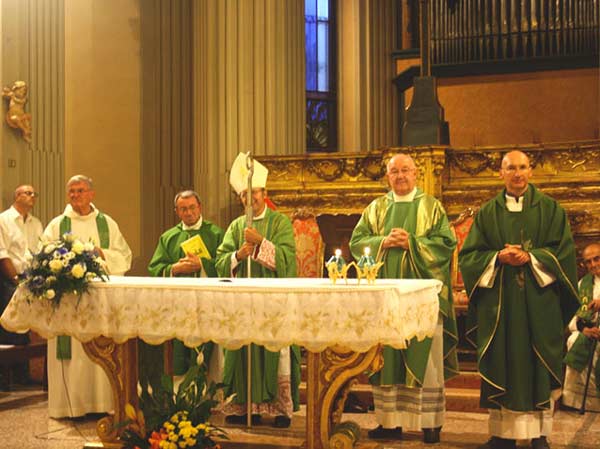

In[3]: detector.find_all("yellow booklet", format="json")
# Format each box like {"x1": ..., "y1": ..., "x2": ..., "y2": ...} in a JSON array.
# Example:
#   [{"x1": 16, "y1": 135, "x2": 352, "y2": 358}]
[{"x1": 180, "y1": 235, "x2": 211, "y2": 259}]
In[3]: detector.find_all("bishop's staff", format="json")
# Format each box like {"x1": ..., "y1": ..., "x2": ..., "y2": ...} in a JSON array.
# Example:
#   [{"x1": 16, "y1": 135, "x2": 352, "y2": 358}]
[
  {"x1": 579, "y1": 309, "x2": 599, "y2": 415},
  {"x1": 244, "y1": 152, "x2": 254, "y2": 427}
]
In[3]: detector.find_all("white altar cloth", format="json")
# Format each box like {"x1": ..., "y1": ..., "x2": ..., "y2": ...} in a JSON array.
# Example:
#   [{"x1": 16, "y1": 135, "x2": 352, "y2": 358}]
[{"x1": 0, "y1": 276, "x2": 441, "y2": 353}]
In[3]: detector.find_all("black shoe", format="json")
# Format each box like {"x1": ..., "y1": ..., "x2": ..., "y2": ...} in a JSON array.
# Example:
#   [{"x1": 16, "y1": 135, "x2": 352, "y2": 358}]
[
  {"x1": 343, "y1": 392, "x2": 369, "y2": 413},
  {"x1": 478, "y1": 437, "x2": 516, "y2": 449},
  {"x1": 423, "y1": 427, "x2": 441, "y2": 444},
  {"x1": 225, "y1": 414, "x2": 262, "y2": 425},
  {"x1": 367, "y1": 425, "x2": 402, "y2": 440},
  {"x1": 532, "y1": 436, "x2": 550, "y2": 449},
  {"x1": 273, "y1": 415, "x2": 291, "y2": 428}
]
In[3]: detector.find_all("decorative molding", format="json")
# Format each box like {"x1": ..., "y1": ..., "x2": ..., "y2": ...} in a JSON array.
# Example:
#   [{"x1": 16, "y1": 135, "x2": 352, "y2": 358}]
[{"x1": 262, "y1": 140, "x2": 600, "y2": 244}]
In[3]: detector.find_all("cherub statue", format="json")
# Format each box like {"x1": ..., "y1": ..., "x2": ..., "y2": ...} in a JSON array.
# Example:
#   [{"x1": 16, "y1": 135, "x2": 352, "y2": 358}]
[{"x1": 3, "y1": 80, "x2": 32, "y2": 142}]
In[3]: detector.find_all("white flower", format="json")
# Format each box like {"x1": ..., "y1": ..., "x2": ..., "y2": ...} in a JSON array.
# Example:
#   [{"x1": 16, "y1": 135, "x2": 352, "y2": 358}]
[
  {"x1": 52, "y1": 251, "x2": 61, "y2": 259},
  {"x1": 49, "y1": 259, "x2": 63, "y2": 273},
  {"x1": 84, "y1": 242, "x2": 95, "y2": 252},
  {"x1": 72, "y1": 240, "x2": 85, "y2": 254},
  {"x1": 65, "y1": 251, "x2": 76, "y2": 259},
  {"x1": 44, "y1": 244, "x2": 56, "y2": 254},
  {"x1": 85, "y1": 272, "x2": 96, "y2": 281},
  {"x1": 61, "y1": 259, "x2": 69, "y2": 267},
  {"x1": 71, "y1": 263, "x2": 86, "y2": 279},
  {"x1": 45, "y1": 289, "x2": 55, "y2": 299}
]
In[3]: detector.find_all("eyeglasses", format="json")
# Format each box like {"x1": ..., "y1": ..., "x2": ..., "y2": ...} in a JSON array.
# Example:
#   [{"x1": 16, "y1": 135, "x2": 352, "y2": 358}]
[
  {"x1": 176, "y1": 205, "x2": 199, "y2": 213},
  {"x1": 19, "y1": 191, "x2": 38, "y2": 197},
  {"x1": 388, "y1": 168, "x2": 415, "y2": 177},
  {"x1": 583, "y1": 255, "x2": 600, "y2": 266},
  {"x1": 68, "y1": 188, "x2": 90, "y2": 195}
]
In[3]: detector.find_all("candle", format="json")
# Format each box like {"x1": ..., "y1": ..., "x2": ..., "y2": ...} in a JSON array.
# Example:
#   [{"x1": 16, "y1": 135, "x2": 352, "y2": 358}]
[
  {"x1": 357, "y1": 246, "x2": 374, "y2": 268},
  {"x1": 327, "y1": 249, "x2": 346, "y2": 271}
]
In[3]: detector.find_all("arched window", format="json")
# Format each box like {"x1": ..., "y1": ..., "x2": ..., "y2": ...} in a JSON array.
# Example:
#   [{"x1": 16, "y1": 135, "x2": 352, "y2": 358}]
[{"x1": 305, "y1": 0, "x2": 336, "y2": 152}]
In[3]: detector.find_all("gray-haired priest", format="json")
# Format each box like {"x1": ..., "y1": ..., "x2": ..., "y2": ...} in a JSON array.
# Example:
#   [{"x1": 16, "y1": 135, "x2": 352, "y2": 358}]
[
  {"x1": 215, "y1": 153, "x2": 300, "y2": 428},
  {"x1": 349, "y1": 153, "x2": 459, "y2": 444},
  {"x1": 44, "y1": 174, "x2": 132, "y2": 418}
]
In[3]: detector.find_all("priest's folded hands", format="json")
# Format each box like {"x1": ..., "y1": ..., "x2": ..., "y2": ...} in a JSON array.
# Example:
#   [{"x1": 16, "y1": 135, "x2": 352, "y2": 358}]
[
  {"x1": 497, "y1": 244, "x2": 530, "y2": 266},
  {"x1": 172, "y1": 252, "x2": 203, "y2": 275}
]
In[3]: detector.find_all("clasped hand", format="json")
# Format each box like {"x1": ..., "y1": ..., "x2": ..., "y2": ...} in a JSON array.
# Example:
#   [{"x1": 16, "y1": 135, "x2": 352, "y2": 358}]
[
  {"x1": 498, "y1": 244, "x2": 530, "y2": 266},
  {"x1": 172, "y1": 252, "x2": 203, "y2": 275},
  {"x1": 382, "y1": 227, "x2": 410, "y2": 250},
  {"x1": 236, "y1": 227, "x2": 264, "y2": 261}
]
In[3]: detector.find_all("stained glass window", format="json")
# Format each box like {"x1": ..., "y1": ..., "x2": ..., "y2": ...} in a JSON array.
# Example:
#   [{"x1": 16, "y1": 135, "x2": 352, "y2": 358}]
[{"x1": 305, "y1": 0, "x2": 336, "y2": 152}]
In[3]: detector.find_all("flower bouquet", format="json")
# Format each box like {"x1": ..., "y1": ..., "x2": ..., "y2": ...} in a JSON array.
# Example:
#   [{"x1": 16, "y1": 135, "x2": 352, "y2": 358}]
[
  {"x1": 21, "y1": 233, "x2": 108, "y2": 307},
  {"x1": 120, "y1": 354, "x2": 228, "y2": 449}
]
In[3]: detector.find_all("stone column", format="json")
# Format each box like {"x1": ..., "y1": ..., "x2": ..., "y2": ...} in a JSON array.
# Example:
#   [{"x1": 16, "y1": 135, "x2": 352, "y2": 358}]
[
  {"x1": 0, "y1": 0, "x2": 65, "y2": 223},
  {"x1": 193, "y1": 0, "x2": 306, "y2": 225},
  {"x1": 338, "y1": 0, "x2": 399, "y2": 153}
]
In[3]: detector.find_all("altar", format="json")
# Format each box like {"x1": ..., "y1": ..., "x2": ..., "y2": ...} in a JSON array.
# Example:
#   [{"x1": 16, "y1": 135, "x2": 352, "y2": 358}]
[{"x1": 0, "y1": 276, "x2": 441, "y2": 449}]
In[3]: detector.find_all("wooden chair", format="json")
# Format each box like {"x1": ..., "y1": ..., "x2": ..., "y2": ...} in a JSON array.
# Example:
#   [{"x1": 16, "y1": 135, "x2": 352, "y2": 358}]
[{"x1": 450, "y1": 207, "x2": 478, "y2": 315}]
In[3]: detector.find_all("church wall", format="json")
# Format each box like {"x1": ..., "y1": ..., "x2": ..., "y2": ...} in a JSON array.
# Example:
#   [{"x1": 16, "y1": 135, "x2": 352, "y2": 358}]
[
  {"x1": 397, "y1": 61, "x2": 600, "y2": 147},
  {"x1": 63, "y1": 0, "x2": 142, "y2": 268}
]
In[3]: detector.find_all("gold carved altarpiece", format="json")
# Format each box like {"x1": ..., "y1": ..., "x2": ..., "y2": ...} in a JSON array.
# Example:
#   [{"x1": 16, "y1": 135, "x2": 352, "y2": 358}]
[{"x1": 260, "y1": 140, "x2": 600, "y2": 251}]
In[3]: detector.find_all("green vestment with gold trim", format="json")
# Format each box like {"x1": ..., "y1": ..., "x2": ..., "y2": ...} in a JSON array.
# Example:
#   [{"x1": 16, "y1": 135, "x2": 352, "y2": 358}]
[
  {"x1": 564, "y1": 273, "x2": 600, "y2": 392},
  {"x1": 215, "y1": 208, "x2": 301, "y2": 411},
  {"x1": 459, "y1": 184, "x2": 580, "y2": 411},
  {"x1": 349, "y1": 189, "x2": 459, "y2": 386}
]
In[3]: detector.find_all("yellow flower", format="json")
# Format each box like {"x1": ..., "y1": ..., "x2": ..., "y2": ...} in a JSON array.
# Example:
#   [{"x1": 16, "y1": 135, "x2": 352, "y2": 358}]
[
  {"x1": 49, "y1": 259, "x2": 63, "y2": 273},
  {"x1": 168, "y1": 431, "x2": 178, "y2": 442},
  {"x1": 45, "y1": 289, "x2": 56, "y2": 299},
  {"x1": 71, "y1": 263, "x2": 87, "y2": 279}
]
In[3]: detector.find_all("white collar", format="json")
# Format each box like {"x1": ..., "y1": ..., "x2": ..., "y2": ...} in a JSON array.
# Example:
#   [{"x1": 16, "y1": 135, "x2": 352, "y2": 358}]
[
  {"x1": 253, "y1": 207, "x2": 267, "y2": 220},
  {"x1": 7, "y1": 205, "x2": 30, "y2": 223},
  {"x1": 63, "y1": 203, "x2": 99, "y2": 219},
  {"x1": 505, "y1": 194, "x2": 524, "y2": 212},
  {"x1": 392, "y1": 187, "x2": 417, "y2": 203},
  {"x1": 182, "y1": 216, "x2": 203, "y2": 231}
]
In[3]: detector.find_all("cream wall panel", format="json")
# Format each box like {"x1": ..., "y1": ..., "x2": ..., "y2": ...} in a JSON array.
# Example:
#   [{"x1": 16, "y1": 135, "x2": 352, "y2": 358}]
[{"x1": 64, "y1": 0, "x2": 141, "y2": 271}]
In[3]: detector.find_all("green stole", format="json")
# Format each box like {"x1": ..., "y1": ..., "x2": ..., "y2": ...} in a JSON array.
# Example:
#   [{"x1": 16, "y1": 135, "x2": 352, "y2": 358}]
[
  {"x1": 370, "y1": 200, "x2": 433, "y2": 387},
  {"x1": 564, "y1": 274, "x2": 600, "y2": 392},
  {"x1": 56, "y1": 213, "x2": 110, "y2": 360}
]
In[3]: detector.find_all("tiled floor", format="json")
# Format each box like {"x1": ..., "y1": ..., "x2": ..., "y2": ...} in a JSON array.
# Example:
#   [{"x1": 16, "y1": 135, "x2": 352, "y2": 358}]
[{"x1": 1, "y1": 387, "x2": 599, "y2": 449}]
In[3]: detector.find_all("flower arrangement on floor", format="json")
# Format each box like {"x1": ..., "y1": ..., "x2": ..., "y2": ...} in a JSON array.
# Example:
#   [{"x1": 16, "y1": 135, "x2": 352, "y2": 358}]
[
  {"x1": 21, "y1": 233, "x2": 108, "y2": 307},
  {"x1": 120, "y1": 352, "x2": 228, "y2": 449}
]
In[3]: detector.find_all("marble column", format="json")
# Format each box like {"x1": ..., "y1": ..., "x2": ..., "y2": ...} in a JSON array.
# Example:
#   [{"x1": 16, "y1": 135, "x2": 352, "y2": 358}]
[{"x1": 193, "y1": 0, "x2": 306, "y2": 225}]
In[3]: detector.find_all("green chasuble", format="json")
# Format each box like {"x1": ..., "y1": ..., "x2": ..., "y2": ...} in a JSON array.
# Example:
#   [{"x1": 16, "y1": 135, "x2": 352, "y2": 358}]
[
  {"x1": 459, "y1": 184, "x2": 580, "y2": 411},
  {"x1": 146, "y1": 220, "x2": 224, "y2": 376},
  {"x1": 215, "y1": 207, "x2": 301, "y2": 411},
  {"x1": 349, "y1": 189, "x2": 459, "y2": 387},
  {"x1": 564, "y1": 273, "x2": 600, "y2": 392}
]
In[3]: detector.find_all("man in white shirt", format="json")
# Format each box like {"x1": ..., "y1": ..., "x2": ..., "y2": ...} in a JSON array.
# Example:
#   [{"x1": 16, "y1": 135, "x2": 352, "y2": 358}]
[
  {"x1": 0, "y1": 184, "x2": 43, "y2": 345},
  {"x1": 563, "y1": 243, "x2": 600, "y2": 411},
  {"x1": 44, "y1": 175, "x2": 132, "y2": 418},
  {"x1": 0, "y1": 185, "x2": 43, "y2": 388}
]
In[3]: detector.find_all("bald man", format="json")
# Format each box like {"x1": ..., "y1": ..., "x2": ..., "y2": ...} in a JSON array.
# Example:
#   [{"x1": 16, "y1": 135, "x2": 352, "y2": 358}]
[
  {"x1": 0, "y1": 185, "x2": 43, "y2": 345},
  {"x1": 563, "y1": 243, "x2": 600, "y2": 411},
  {"x1": 350, "y1": 153, "x2": 458, "y2": 443},
  {"x1": 459, "y1": 151, "x2": 580, "y2": 449}
]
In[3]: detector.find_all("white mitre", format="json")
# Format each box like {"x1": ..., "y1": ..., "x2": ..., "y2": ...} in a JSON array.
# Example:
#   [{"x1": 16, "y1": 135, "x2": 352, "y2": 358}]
[{"x1": 229, "y1": 152, "x2": 269, "y2": 194}]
